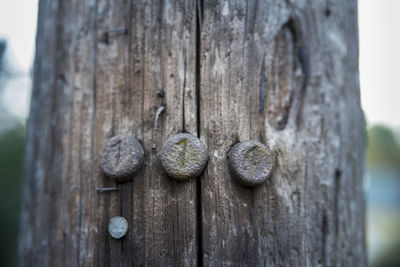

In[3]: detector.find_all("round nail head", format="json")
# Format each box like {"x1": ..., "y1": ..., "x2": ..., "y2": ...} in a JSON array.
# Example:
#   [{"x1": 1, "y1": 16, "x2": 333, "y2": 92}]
[
  {"x1": 100, "y1": 135, "x2": 144, "y2": 183},
  {"x1": 158, "y1": 133, "x2": 208, "y2": 181},
  {"x1": 108, "y1": 216, "x2": 128, "y2": 239},
  {"x1": 228, "y1": 140, "x2": 273, "y2": 187}
]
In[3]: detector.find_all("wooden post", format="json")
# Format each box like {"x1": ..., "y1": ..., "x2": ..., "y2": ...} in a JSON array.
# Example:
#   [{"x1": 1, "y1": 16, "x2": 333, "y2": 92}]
[{"x1": 20, "y1": 0, "x2": 366, "y2": 266}]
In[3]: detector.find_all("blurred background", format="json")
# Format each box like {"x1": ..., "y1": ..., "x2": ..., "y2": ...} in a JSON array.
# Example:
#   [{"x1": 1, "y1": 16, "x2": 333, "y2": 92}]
[{"x1": 0, "y1": 0, "x2": 399, "y2": 266}]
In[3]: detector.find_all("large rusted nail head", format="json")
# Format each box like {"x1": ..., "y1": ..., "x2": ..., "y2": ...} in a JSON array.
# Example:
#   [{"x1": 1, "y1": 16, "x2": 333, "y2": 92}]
[
  {"x1": 227, "y1": 140, "x2": 273, "y2": 187},
  {"x1": 158, "y1": 133, "x2": 208, "y2": 181},
  {"x1": 100, "y1": 135, "x2": 144, "y2": 183}
]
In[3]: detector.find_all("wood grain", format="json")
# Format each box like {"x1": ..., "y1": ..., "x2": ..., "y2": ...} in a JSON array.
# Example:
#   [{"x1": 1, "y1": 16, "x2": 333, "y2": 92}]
[
  {"x1": 20, "y1": 0, "x2": 198, "y2": 266},
  {"x1": 19, "y1": 0, "x2": 366, "y2": 266},
  {"x1": 199, "y1": 0, "x2": 366, "y2": 266}
]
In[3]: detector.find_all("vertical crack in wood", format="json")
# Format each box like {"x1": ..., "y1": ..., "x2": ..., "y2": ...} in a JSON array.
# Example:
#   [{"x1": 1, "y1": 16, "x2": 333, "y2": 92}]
[
  {"x1": 259, "y1": 54, "x2": 266, "y2": 113},
  {"x1": 321, "y1": 209, "x2": 328, "y2": 266},
  {"x1": 89, "y1": 0, "x2": 99, "y2": 265},
  {"x1": 182, "y1": 50, "x2": 187, "y2": 132},
  {"x1": 196, "y1": 0, "x2": 203, "y2": 266},
  {"x1": 196, "y1": 0, "x2": 202, "y2": 139},
  {"x1": 333, "y1": 168, "x2": 342, "y2": 265},
  {"x1": 268, "y1": 19, "x2": 301, "y2": 131},
  {"x1": 295, "y1": 45, "x2": 309, "y2": 129},
  {"x1": 285, "y1": 17, "x2": 309, "y2": 129}
]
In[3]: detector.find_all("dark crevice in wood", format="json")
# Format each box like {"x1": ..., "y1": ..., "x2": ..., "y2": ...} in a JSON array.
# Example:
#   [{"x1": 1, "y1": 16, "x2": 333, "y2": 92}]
[
  {"x1": 182, "y1": 52, "x2": 186, "y2": 132},
  {"x1": 295, "y1": 45, "x2": 309, "y2": 127},
  {"x1": 259, "y1": 54, "x2": 266, "y2": 113},
  {"x1": 325, "y1": 6, "x2": 331, "y2": 17},
  {"x1": 334, "y1": 168, "x2": 341, "y2": 232},
  {"x1": 321, "y1": 209, "x2": 328, "y2": 266},
  {"x1": 120, "y1": 187, "x2": 124, "y2": 261},
  {"x1": 285, "y1": 18, "x2": 297, "y2": 44},
  {"x1": 100, "y1": 27, "x2": 128, "y2": 44},
  {"x1": 334, "y1": 168, "x2": 342, "y2": 263},
  {"x1": 268, "y1": 21, "x2": 297, "y2": 131},
  {"x1": 105, "y1": 199, "x2": 111, "y2": 267},
  {"x1": 196, "y1": 0, "x2": 203, "y2": 266},
  {"x1": 196, "y1": 0, "x2": 202, "y2": 138},
  {"x1": 285, "y1": 17, "x2": 310, "y2": 129}
]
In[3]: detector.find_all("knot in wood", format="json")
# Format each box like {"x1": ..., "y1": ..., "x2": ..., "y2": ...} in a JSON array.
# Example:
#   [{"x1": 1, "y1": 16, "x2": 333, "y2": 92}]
[
  {"x1": 100, "y1": 135, "x2": 144, "y2": 182},
  {"x1": 227, "y1": 140, "x2": 273, "y2": 187},
  {"x1": 158, "y1": 133, "x2": 208, "y2": 181}
]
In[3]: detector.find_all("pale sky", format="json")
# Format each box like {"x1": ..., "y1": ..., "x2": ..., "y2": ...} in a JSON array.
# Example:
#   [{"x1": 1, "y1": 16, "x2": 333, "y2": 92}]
[
  {"x1": 0, "y1": 0, "x2": 37, "y2": 119},
  {"x1": 359, "y1": 0, "x2": 400, "y2": 127},
  {"x1": 0, "y1": 0, "x2": 399, "y2": 127},
  {"x1": 0, "y1": 0, "x2": 37, "y2": 72}
]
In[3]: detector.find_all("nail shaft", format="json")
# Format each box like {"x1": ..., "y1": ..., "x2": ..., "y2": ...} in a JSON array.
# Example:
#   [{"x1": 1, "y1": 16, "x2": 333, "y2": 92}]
[
  {"x1": 152, "y1": 105, "x2": 165, "y2": 151},
  {"x1": 96, "y1": 187, "x2": 119, "y2": 192},
  {"x1": 101, "y1": 27, "x2": 127, "y2": 43}
]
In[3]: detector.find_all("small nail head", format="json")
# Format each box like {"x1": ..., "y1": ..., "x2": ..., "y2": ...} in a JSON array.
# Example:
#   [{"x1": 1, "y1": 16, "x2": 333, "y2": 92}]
[
  {"x1": 158, "y1": 133, "x2": 208, "y2": 181},
  {"x1": 100, "y1": 135, "x2": 144, "y2": 183},
  {"x1": 156, "y1": 90, "x2": 164, "y2": 97},
  {"x1": 228, "y1": 140, "x2": 273, "y2": 187},
  {"x1": 108, "y1": 216, "x2": 128, "y2": 239}
]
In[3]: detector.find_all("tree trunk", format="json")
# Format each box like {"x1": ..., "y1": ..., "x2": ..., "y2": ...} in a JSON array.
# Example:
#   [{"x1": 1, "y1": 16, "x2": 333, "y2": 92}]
[{"x1": 19, "y1": 0, "x2": 366, "y2": 266}]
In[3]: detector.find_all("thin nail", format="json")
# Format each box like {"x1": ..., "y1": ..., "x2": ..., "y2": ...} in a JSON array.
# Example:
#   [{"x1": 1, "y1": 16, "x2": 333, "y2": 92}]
[
  {"x1": 152, "y1": 105, "x2": 165, "y2": 151},
  {"x1": 101, "y1": 27, "x2": 127, "y2": 43},
  {"x1": 96, "y1": 187, "x2": 119, "y2": 192}
]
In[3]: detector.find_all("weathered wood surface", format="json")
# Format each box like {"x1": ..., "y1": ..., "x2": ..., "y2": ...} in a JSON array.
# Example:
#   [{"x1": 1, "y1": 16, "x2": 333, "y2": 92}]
[
  {"x1": 199, "y1": 0, "x2": 365, "y2": 266},
  {"x1": 19, "y1": 0, "x2": 366, "y2": 266}
]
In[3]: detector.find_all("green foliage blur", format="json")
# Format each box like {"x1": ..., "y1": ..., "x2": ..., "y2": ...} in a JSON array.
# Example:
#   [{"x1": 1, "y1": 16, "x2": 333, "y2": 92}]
[
  {"x1": 367, "y1": 125, "x2": 400, "y2": 171},
  {"x1": 0, "y1": 124, "x2": 24, "y2": 267},
  {"x1": 366, "y1": 125, "x2": 400, "y2": 267},
  {"x1": 0, "y1": 38, "x2": 25, "y2": 267}
]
